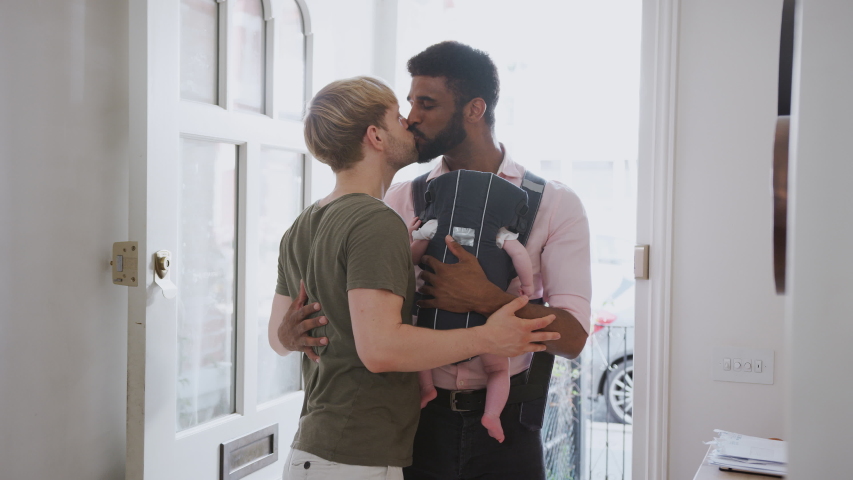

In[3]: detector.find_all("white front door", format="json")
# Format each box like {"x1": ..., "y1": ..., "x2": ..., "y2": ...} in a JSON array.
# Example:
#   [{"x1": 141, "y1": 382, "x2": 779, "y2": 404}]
[{"x1": 127, "y1": 1, "x2": 312, "y2": 478}]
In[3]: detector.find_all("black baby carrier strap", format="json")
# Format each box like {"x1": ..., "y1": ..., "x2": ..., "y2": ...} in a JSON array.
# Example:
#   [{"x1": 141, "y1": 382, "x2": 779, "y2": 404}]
[
  {"x1": 515, "y1": 170, "x2": 555, "y2": 431},
  {"x1": 412, "y1": 172, "x2": 431, "y2": 219},
  {"x1": 412, "y1": 169, "x2": 555, "y2": 430},
  {"x1": 517, "y1": 170, "x2": 546, "y2": 246}
]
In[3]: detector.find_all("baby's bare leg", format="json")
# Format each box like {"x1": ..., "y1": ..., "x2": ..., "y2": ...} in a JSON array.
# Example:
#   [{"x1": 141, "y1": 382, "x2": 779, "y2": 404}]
[
  {"x1": 480, "y1": 353, "x2": 510, "y2": 443},
  {"x1": 411, "y1": 239, "x2": 430, "y2": 265},
  {"x1": 503, "y1": 239, "x2": 534, "y2": 296},
  {"x1": 418, "y1": 370, "x2": 437, "y2": 409}
]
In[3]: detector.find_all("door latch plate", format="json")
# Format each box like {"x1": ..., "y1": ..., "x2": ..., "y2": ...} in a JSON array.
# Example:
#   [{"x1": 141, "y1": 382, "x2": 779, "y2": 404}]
[{"x1": 112, "y1": 241, "x2": 139, "y2": 287}]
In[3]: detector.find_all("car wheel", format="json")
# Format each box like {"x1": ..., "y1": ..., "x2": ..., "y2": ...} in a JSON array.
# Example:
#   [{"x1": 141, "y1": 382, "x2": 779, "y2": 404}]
[{"x1": 605, "y1": 359, "x2": 633, "y2": 424}]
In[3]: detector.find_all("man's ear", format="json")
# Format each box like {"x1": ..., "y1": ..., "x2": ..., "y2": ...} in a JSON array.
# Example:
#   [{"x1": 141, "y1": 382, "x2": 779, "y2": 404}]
[
  {"x1": 363, "y1": 124, "x2": 385, "y2": 152},
  {"x1": 464, "y1": 98, "x2": 487, "y2": 123}
]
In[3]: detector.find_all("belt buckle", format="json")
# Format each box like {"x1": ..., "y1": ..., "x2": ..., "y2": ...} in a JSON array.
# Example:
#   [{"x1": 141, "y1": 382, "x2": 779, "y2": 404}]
[{"x1": 449, "y1": 389, "x2": 476, "y2": 412}]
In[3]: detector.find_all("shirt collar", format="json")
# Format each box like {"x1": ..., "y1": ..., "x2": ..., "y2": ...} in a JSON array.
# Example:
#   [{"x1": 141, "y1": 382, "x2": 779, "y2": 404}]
[{"x1": 426, "y1": 144, "x2": 525, "y2": 181}]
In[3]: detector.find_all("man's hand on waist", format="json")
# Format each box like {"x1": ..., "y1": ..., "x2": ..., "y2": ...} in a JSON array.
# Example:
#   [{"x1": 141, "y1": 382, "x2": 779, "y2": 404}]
[{"x1": 278, "y1": 280, "x2": 328, "y2": 362}]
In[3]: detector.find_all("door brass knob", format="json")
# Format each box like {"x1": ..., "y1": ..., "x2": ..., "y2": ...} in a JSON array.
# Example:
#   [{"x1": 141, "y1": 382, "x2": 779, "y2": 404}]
[{"x1": 155, "y1": 250, "x2": 171, "y2": 279}]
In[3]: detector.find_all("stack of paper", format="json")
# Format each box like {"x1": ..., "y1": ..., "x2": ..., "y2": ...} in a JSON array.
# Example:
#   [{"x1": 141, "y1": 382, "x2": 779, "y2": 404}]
[{"x1": 705, "y1": 430, "x2": 787, "y2": 477}]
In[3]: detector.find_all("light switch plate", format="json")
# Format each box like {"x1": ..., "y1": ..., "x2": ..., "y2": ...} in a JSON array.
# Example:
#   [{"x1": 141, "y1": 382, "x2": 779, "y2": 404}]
[
  {"x1": 712, "y1": 347, "x2": 774, "y2": 384},
  {"x1": 634, "y1": 245, "x2": 650, "y2": 279}
]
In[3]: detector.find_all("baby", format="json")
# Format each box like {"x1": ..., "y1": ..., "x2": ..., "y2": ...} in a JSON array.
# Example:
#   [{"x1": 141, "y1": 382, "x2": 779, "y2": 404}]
[{"x1": 408, "y1": 170, "x2": 534, "y2": 443}]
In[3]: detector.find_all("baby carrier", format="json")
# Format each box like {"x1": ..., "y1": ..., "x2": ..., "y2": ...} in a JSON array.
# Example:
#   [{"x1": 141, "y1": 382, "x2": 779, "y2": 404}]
[
  {"x1": 411, "y1": 168, "x2": 554, "y2": 430},
  {"x1": 415, "y1": 169, "x2": 529, "y2": 330}
]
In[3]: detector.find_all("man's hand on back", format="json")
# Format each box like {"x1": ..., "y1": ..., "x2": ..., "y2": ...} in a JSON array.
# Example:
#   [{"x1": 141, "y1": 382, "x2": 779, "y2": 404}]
[
  {"x1": 278, "y1": 280, "x2": 328, "y2": 362},
  {"x1": 479, "y1": 295, "x2": 559, "y2": 357}
]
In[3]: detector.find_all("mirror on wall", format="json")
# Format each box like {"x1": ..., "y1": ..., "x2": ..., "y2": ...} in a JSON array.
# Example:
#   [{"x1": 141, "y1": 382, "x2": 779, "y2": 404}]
[{"x1": 774, "y1": 0, "x2": 796, "y2": 294}]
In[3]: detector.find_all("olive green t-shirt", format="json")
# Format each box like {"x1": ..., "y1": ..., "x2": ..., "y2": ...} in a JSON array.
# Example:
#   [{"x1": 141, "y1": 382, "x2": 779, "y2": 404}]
[{"x1": 276, "y1": 193, "x2": 419, "y2": 467}]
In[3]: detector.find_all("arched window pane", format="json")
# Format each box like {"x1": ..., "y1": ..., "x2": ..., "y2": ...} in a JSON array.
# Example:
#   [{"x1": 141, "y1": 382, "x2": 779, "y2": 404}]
[
  {"x1": 256, "y1": 146, "x2": 304, "y2": 403},
  {"x1": 181, "y1": 0, "x2": 219, "y2": 104},
  {"x1": 277, "y1": 1, "x2": 306, "y2": 121},
  {"x1": 230, "y1": 0, "x2": 266, "y2": 114}
]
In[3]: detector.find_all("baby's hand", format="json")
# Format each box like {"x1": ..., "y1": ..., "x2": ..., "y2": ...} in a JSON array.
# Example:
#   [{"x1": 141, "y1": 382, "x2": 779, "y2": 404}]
[
  {"x1": 407, "y1": 217, "x2": 422, "y2": 243},
  {"x1": 519, "y1": 284, "x2": 535, "y2": 297}
]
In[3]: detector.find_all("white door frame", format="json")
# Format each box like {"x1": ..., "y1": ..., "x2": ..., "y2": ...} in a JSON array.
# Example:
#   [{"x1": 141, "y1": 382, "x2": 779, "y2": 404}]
[{"x1": 633, "y1": 0, "x2": 680, "y2": 479}]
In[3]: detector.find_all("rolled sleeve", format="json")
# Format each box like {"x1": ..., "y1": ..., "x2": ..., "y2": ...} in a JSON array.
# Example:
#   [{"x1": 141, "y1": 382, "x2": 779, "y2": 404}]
[{"x1": 539, "y1": 183, "x2": 592, "y2": 333}]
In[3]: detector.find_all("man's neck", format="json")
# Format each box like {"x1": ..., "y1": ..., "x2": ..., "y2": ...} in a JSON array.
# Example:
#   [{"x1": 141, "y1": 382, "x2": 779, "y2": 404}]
[
  {"x1": 319, "y1": 154, "x2": 397, "y2": 207},
  {"x1": 442, "y1": 130, "x2": 503, "y2": 174}
]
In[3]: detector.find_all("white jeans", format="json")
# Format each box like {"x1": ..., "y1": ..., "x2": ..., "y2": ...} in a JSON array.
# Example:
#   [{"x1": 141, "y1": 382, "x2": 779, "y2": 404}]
[{"x1": 282, "y1": 449, "x2": 404, "y2": 480}]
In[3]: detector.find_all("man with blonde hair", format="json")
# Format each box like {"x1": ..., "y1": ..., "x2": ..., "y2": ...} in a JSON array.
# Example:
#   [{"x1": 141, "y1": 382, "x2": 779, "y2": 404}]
[{"x1": 269, "y1": 76, "x2": 560, "y2": 480}]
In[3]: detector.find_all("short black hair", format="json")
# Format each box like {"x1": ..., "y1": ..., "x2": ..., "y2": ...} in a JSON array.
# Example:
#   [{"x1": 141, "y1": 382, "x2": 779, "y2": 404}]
[{"x1": 407, "y1": 41, "x2": 500, "y2": 127}]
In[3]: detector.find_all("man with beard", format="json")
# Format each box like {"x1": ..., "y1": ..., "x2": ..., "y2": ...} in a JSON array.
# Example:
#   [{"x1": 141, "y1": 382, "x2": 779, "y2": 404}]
[
  {"x1": 269, "y1": 76, "x2": 561, "y2": 480},
  {"x1": 385, "y1": 41, "x2": 592, "y2": 480}
]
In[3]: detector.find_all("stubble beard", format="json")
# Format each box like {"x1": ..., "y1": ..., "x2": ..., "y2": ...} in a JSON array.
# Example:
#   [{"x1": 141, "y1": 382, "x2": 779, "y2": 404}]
[
  {"x1": 411, "y1": 108, "x2": 467, "y2": 164},
  {"x1": 387, "y1": 132, "x2": 419, "y2": 171}
]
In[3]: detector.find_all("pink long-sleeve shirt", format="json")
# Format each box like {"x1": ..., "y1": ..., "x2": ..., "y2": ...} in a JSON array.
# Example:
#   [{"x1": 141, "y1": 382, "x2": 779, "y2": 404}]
[{"x1": 384, "y1": 147, "x2": 592, "y2": 391}]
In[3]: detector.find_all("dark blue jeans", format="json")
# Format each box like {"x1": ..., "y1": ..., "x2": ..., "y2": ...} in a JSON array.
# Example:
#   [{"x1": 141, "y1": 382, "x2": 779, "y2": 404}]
[{"x1": 403, "y1": 393, "x2": 546, "y2": 480}]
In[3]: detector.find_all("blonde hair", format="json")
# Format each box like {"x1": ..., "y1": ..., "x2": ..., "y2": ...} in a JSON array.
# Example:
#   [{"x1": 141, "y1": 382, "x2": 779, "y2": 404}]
[{"x1": 304, "y1": 76, "x2": 398, "y2": 172}]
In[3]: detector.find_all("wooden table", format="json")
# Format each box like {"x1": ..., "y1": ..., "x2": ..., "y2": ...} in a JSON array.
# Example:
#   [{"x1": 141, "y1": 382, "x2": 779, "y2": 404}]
[{"x1": 693, "y1": 446, "x2": 774, "y2": 480}]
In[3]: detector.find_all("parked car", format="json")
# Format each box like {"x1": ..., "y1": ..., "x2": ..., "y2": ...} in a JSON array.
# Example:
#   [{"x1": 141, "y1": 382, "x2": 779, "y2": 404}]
[{"x1": 588, "y1": 277, "x2": 635, "y2": 424}]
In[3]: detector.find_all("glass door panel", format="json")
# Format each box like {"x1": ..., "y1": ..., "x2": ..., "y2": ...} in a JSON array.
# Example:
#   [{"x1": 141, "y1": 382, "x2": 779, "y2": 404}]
[
  {"x1": 180, "y1": 0, "x2": 219, "y2": 104},
  {"x1": 230, "y1": 0, "x2": 266, "y2": 114},
  {"x1": 276, "y1": 0, "x2": 306, "y2": 121},
  {"x1": 256, "y1": 146, "x2": 304, "y2": 404},
  {"x1": 176, "y1": 138, "x2": 238, "y2": 432}
]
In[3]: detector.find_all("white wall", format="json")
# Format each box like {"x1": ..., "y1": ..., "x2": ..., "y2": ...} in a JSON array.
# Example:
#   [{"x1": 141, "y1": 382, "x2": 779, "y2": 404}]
[
  {"x1": 786, "y1": 1, "x2": 853, "y2": 478},
  {"x1": 0, "y1": 1, "x2": 129, "y2": 479},
  {"x1": 666, "y1": 1, "x2": 787, "y2": 478}
]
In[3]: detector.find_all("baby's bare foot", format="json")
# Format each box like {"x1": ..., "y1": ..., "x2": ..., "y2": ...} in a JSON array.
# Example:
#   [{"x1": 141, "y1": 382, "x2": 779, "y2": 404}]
[
  {"x1": 481, "y1": 413, "x2": 505, "y2": 443},
  {"x1": 420, "y1": 385, "x2": 437, "y2": 409}
]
